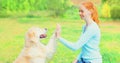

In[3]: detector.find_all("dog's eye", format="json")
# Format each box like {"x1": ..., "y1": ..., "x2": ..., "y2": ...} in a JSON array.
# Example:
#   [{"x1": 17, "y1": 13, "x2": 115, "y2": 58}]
[{"x1": 45, "y1": 28, "x2": 47, "y2": 31}]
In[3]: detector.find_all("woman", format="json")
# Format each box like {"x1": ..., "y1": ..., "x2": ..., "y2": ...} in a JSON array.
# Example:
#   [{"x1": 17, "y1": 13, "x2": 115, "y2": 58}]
[{"x1": 56, "y1": 1, "x2": 102, "y2": 63}]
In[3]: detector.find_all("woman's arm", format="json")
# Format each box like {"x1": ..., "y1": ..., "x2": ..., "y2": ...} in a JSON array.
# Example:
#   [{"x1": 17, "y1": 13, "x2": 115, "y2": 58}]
[{"x1": 57, "y1": 24, "x2": 97, "y2": 51}]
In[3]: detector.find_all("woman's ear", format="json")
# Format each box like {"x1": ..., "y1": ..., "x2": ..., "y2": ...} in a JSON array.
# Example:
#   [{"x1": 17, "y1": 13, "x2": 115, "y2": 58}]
[
  {"x1": 88, "y1": 9, "x2": 92, "y2": 15},
  {"x1": 90, "y1": 9, "x2": 94, "y2": 15}
]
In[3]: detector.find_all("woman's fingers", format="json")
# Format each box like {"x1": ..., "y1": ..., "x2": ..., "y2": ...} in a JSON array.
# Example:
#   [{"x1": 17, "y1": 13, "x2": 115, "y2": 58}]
[
  {"x1": 56, "y1": 24, "x2": 61, "y2": 38},
  {"x1": 56, "y1": 24, "x2": 61, "y2": 32},
  {"x1": 57, "y1": 24, "x2": 61, "y2": 31},
  {"x1": 72, "y1": 59, "x2": 77, "y2": 63}
]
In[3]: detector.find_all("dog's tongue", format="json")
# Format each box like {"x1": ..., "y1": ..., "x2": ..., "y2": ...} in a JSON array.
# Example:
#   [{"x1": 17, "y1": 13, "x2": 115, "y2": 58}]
[{"x1": 40, "y1": 34, "x2": 47, "y2": 38}]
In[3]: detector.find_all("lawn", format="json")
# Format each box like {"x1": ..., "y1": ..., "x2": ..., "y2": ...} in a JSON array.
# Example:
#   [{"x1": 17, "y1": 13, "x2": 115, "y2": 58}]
[{"x1": 0, "y1": 18, "x2": 120, "y2": 63}]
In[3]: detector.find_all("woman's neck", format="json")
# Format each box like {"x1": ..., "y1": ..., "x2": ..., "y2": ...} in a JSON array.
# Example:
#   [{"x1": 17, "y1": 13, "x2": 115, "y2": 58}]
[{"x1": 84, "y1": 17, "x2": 94, "y2": 26}]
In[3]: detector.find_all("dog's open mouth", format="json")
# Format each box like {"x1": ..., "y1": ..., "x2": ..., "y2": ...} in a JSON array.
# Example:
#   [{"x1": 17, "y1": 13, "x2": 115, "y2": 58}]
[{"x1": 40, "y1": 34, "x2": 47, "y2": 38}]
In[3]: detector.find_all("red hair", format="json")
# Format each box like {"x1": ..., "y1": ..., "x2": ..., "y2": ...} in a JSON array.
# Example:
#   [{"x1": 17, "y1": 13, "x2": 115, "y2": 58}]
[{"x1": 82, "y1": 1, "x2": 99, "y2": 25}]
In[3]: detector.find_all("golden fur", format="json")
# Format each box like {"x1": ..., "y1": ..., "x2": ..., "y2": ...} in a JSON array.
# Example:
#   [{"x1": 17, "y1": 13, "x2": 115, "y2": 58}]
[{"x1": 13, "y1": 27, "x2": 57, "y2": 63}]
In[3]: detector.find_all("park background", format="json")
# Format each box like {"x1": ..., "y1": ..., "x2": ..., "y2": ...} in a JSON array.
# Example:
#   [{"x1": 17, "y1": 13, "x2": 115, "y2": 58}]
[{"x1": 0, "y1": 0, "x2": 120, "y2": 63}]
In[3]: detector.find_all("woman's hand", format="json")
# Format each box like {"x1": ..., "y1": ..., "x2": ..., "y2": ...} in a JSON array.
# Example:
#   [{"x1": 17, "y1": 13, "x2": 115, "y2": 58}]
[
  {"x1": 72, "y1": 59, "x2": 78, "y2": 63},
  {"x1": 55, "y1": 24, "x2": 61, "y2": 38}
]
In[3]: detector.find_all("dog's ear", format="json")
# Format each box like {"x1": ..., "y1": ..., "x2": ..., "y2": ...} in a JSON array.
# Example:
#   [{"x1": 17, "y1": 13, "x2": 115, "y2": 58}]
[
  {"x1": 28, "y1": 32, "x2": 35, "y2": 38},
  {"x1": 27, "y1": 31, "x2": 37, "y2": 42}
]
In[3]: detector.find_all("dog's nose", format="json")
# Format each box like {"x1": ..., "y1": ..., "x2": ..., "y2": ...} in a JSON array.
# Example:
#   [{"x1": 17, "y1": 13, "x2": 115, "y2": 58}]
[{"x1": 45, "y1": 28, "x2": 47, "y2": 31}]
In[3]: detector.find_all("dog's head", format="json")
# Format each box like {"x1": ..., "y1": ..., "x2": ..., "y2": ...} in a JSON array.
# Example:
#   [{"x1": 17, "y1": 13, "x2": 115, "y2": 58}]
[{"x1": 26, "y1": 27, "x2": 47, "y2": 42}]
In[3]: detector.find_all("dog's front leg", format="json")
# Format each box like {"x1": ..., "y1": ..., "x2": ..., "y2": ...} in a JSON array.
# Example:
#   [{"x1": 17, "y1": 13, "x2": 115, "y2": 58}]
[{"x1": 46, "y1": 32, "x2": 57, "y2": 59}]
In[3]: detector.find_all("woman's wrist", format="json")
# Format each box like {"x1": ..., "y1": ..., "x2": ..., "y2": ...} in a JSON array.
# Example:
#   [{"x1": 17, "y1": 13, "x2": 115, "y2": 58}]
[
  {"x1": 57, "y1": 37, "x2": 62, "y2": 41},
  {"x1": 57, "y1": 36, "x2": 61, "y2": 39}
]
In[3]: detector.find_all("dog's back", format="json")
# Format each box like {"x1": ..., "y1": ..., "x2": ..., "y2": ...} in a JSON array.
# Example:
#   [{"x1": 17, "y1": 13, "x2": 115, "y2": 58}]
[
  {"x1": 13, "y1": 48, "x2": 30, "y2": 63},
  {"x1": 14, "y1": 56, "x2": 29, "y2": 63},
  {"x1": 14, "y1": 45, "x2": 47, "y2": 63}
]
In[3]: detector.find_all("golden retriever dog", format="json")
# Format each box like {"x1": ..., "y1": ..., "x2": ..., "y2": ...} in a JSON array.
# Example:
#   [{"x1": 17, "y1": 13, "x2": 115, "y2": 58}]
[{"x1": 13, "y1": 27, "x2": 57, "y2": 63}]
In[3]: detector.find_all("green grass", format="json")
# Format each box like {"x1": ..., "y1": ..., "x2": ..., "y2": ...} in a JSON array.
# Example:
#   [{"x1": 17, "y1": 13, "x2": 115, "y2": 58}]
[{"x1": 0, "y1": 18, "x2": 120, "y2": 63}]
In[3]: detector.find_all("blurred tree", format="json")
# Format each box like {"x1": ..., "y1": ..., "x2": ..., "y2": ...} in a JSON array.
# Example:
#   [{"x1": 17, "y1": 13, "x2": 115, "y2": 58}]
[
  {"x1": 46, "y1": 0, "x2": 73, "y2": 17},
  {"x1": 102, "y1": 0, "x2": 107, "y2": 3},
  {"x1": 0, "y1": 0, "x2": 74, "y2": 17},
  {"x1": 111, "y1": 6, "x2": 120, "y2": 19},
  {"x1": 101, "y1": 2, "x2": 111, "y2": 18},
  {"x1": 101, "y1": 0, "x2": 120, "y2": 19}
]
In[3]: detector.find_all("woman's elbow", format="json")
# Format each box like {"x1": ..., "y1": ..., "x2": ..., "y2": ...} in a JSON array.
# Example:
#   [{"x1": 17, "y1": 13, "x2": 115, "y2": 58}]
[{"x1": 71, "y1": 47, "x2": 79, "y2": 51}]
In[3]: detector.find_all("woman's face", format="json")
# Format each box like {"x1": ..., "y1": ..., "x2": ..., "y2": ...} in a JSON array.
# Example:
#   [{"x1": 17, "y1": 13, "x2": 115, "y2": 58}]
[{"x1": 79, "y1": 5, "x2": 91, "y2": 20}]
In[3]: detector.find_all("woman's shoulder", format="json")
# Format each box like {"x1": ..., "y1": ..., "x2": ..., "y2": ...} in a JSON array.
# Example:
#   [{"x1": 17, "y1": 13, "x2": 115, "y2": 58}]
[
  {"x1": 88, "y1": 22, "x2": 100, "y2": 31},
  {"x1": 91, "y1": 22, "x2": 99, "y2": 28}
]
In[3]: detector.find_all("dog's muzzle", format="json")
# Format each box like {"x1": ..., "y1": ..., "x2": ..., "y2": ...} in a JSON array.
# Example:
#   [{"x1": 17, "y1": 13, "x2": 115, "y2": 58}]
[{"x1": 40, "y1": 34, "x2": 47, "y2": 38}]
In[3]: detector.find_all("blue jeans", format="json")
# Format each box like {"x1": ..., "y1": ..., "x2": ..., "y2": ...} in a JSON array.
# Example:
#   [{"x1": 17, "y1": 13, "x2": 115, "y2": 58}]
[
  {"x1": 77, "y1": 58, "x2": 102, "y2": 63},
  {"x1": 77, "y1": 58, "x2": 91, "y2": 63}
]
